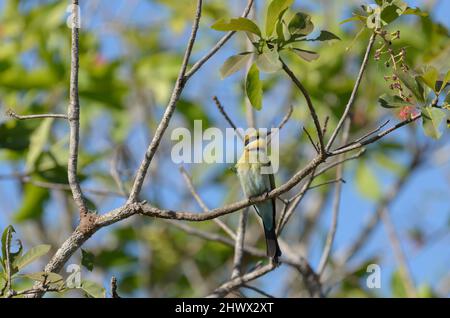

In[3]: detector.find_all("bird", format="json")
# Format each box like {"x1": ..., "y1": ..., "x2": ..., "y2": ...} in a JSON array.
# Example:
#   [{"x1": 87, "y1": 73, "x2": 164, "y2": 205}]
[{"x1": 235, "y1": 130, "x2": 282, "y2": 263}]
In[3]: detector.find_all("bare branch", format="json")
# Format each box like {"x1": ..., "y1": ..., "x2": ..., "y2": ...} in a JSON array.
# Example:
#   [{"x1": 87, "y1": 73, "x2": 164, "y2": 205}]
[
  {"x1": 381, "y1": 208, "x2": 417, "y2": 297},
  {"x1": 127, "y1": 0, "x2": 203, "y2": 203},
  {"x1": 6, "y1": 109, "x2": 67, "y2": 120},
  {"x1": 303, "y1": 127, "x2": 320, "y2": 154},
  {"x1": 67, "y1": 0, "x2": 88, "y2": 216},
  {"x1": 242, "y1": 284, "x2": 275, "y2": 298},
  {"x1": 326, "y1": 33, "x2": 377, "y2": 151},
  {"x1": 231, "y1": 209, "x2": 249, "y2": 279},
  {"x1": 184, "y1": 0, "x2": 255, "y2": 80},
  {"x1": 277, "y1": 105, "x2": 294, "y2": 130},
  {"x1": 317, "y1": 119, "x2": 350, "y2": 276},
  {"x1": 212, "y1": 96, "x2": 243, "y2": 140},
  {"x1": 280, "y1": 59, "x2": 325, "y2": 154},
  {"x1": 207, "y1": 263, "x2": 276, "y2": 298},
  {"x1": 330, "y1": 114, "x2": 421, "y2": 156},
  {"x1": 179, "y1": 166, "x2": 236, "y2": 239}
]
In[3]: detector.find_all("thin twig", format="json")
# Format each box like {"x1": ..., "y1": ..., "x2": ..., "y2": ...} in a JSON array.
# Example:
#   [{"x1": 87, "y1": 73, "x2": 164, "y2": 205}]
[
  {"x1": 326, "y1": 33, "x2": 377, "y2": 151},
  {"x1": 381, "y1": 208, "x2": 417, "y2": 297},
  {"x1": 330, "y1": 114, "x2": 421, "y2": 155},
  {"x1": 280, "y1": 59, "x2": 325, "y2": 154},
  {"x1": 184, "y1": 0, "x2": 255, "y2": 80},
  {"x1": 277, "y1": 105, "x2": 294, "y2": 131},
  {"x1": 207, "y1": 263, "x2": 276, "y2": 298},
  {"x1": 179, "y1": 166, "x2": 236, "y2": 239},
  {"x1": 242, "y1": 284, "x2": 275, "y2": 298},
  {"x1": 213, "y1": 96, "x2": 243, "y2": 140},
  {"x1": 352, "y1": 119, "x2": 390, "y2": 144},
  {"x1": 303, "y1": 127, "x2": 320, "y2": 154},
  {"x1": 309, "y1": 178, "x2": 346, "y2": 190},
  {"x1": 317, "y1": 118, "x2": 350, "y2": 276},
  {"x1": 6, "y1": 109, "x2": 67, "y2": 120},
  {"x1": 127, "y1": 0, "x2": 203, "y2": 203},
  {"x1": 67, "y1": 0, "x2": 88, "y2": 216}
]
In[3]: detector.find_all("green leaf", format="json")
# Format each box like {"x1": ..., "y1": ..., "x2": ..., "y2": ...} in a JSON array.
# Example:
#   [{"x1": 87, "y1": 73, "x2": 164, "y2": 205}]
[
  {"x1": 81, "y1": 249, "x2": 95, "y2": 272},
  {"x1": 403, "y1": 7, "x2": 428, "y2": 17},
  {"x1": 219, "y1": 53, "x2": 252, "y2": 79},
  {"x1": 340, "y1": 15, "x2": 366, "y2": 25},
  {"x1": 310, "y1": 30, "x2": 341, "y2": 41},
  {"x1": 440, "y1": 69, "x2": 450, "y2": 91},
  {"x1": 288, "y1": 12, "x2": 314, "y2": 36},
  {"x1": 1, "y1": 226, "x2": 14, "y2": 270},
  {"x1": 381, "y1": 0, "x2": 407, "y2": 24},
  {"x1": 245, "y1": 63, "x2": 263, "y2": 110},
  {"x1": 265, "y1": 0, "x2": 294, "y2": 37},
  {"x1": 422, "y1": 107, "x2": 446, "y2": 139},
  {"x1": 418, "y1": 66, "x2": 439, "y2": 92},
  {"x1": 395, "y1": 71, "x2": 425, "y2": 103},
  {"x1": 255, "y1": 50, "x2": 282, "y2": 73},
  {"x1": 291, "y1": 48, "x2": 320, "y2": 62},
  {"x1": 211, "y1": 17, "x2": 261, "y2": 37},
  {"x1": 355, "y1": 163, "x2": 381, "y2": 201},
  {"x1": 26, "y1": 118, "x2": 53, "y2": 171},
  {"x1": 80, "y1": 280, "x2": 106, "y2": 298},
  {"x1": 13, "y1": 245, "x2": 51, "y2": 271},
  {"x1": 378, "y1": 94, "x2": 412, "y2": 108},
  {"x1": 1, "y1": 225, "x2": 22, "y2": 274}
]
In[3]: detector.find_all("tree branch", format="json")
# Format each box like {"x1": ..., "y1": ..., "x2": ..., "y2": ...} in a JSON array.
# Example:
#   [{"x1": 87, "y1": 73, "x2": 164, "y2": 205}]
[
  {"x1": 67, "y1": 0, "x2": 88, "y2": 219},
  {"x1": 317, "y1": 118, "x2": 350, "y2": 276},
  {"x1": 280, "y1": 59, "x2": 325, "y2": 154},
  {"x1": 6, "y1": 109, "x2": 67, "y2": 120},
  {"x1": 326, "y1": 33, "x2": 377, "y2": 151},
  {"x1": 127, "y1": 0, "x2": 203, "y2": 203}
]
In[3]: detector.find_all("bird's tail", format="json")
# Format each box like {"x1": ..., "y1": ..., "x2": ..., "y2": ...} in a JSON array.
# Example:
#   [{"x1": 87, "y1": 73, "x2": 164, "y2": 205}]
[{"x1": 264, "y1": 226, "x2": 282, "y2": 262}]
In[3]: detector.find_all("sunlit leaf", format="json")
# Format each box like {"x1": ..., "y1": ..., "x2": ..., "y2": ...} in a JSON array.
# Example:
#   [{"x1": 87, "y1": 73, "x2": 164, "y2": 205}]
[
  {"x1": 291, "y1": 48, "x2": 320, "y2": 62},
  {"x1": 288, "y1": 12, "x2": 314, "y2": 36},
  {"x1": 265, "y1": 0, "x2": 294, "y2": 37},
  {"x1": 422, "y1": 107, "x2": 446, "y2": 139},
  {"x1": 255, "y1": 50, "x2": 282, "y2": 73},
  {"x1": 395, "y1": 71, "x2": 425, "y2": 103},
  {"x1": 418, "y1": 66, "x2": 439, "y2": 92},
  {"x1": 309, "y1": 30, "x2": 341, "y2": 42},
  {"x1": 245, "y1": 63, "x2": 263, "y2": 110},
  {"x1": 211, "y1": 17, "x2": 261, "y2": 37},
  {"x1": 80, "y1": 280, "x2": 106, "y2": 298},
  {"x1": 219, "y1": 53, "x2": 252, "y2": 79},
  {"x1": 13, "y1": 244, "x2": 51, "y2": 271},
  {"x1": 378, "y1": 94, "x2": 411, "y2": 108}
]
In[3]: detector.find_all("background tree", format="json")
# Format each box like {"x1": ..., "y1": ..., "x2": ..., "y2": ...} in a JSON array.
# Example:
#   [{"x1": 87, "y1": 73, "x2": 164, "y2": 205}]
[{"x1": 0, "y1": 0, "x2": 449, "y2": 298}]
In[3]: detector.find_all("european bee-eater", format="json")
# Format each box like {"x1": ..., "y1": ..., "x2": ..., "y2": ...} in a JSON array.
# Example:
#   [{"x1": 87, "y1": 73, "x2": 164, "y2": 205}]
[{"x1": 236, "y1": 131, "x2": 282, "y2": 262}]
